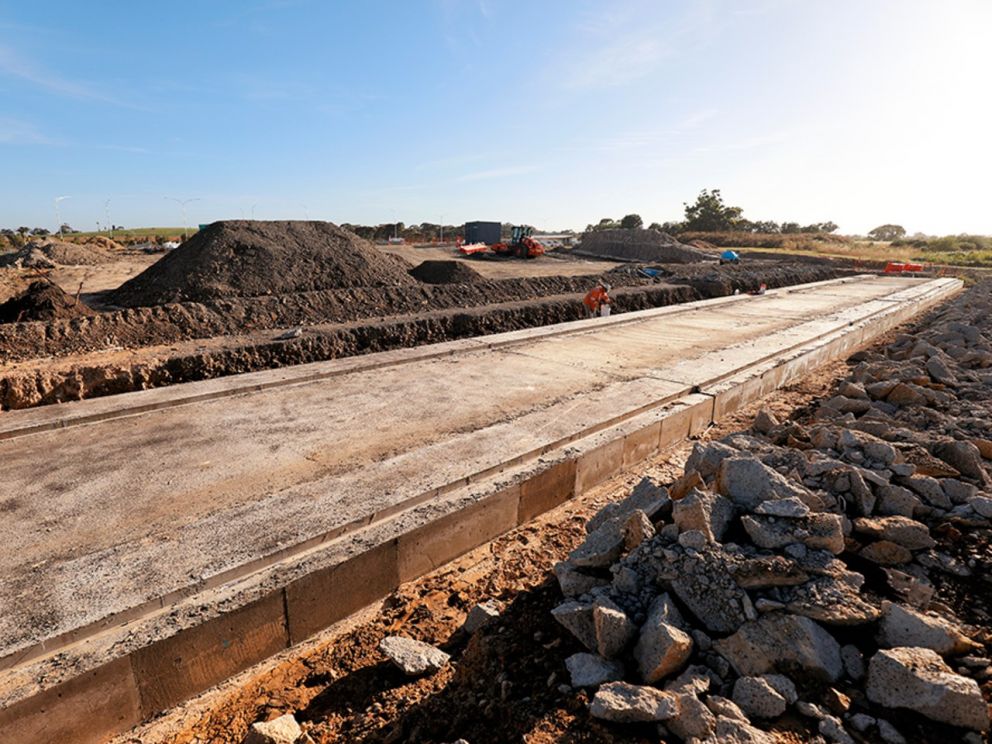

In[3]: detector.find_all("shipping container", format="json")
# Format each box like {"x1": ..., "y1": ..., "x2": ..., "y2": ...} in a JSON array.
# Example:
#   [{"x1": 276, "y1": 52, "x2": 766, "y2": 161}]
[{"x1": 464, "y1": 221, "x2": 501, "y2": 245}]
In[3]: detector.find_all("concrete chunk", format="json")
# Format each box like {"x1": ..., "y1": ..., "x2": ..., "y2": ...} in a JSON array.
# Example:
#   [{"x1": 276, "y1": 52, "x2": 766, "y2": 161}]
[
  {"x1": 866, "y1": 647, "x2": 989, "y2": 731},
  {"x1": 378, "y1": 636, "x2": 450, "y2": 676},
  {"x1": 590, "y1": 681, "x2": 680, "y2": 723}
]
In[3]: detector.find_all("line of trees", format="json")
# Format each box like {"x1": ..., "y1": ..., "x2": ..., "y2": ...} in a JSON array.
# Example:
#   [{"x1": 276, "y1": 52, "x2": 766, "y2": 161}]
[{"x1": 586, "y1": 190, "x2": 838, "y2": 236}]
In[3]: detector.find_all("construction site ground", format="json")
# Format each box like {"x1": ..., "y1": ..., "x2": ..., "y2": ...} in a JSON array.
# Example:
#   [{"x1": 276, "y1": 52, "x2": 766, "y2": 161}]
[
  {"x1": 113, "y1": 359, "x2": 854, "y2": 744},
  {"x1": 0, "y1": 275, "x2": 930, "y2": 666}
]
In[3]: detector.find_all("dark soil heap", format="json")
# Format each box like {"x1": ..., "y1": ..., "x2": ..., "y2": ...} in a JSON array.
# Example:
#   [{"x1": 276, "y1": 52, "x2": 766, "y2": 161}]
[
  {"x1": 0, "y1": 281, "x2": 93, "y2": 324},
  {"x1": 577, "y1": 229, "x2": 714, "y2": 264},
  {"x1": 109, "y1": 221, "x2": 418, "y2": 307},
  {"x1": 409, "y1": 260, "x2": 483, "y2": 284}
]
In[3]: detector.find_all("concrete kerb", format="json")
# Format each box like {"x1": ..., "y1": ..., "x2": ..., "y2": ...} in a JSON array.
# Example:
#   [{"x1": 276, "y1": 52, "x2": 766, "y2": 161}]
[{"x1": 0, "y1": 277, "x2": 962, "y2": 744}]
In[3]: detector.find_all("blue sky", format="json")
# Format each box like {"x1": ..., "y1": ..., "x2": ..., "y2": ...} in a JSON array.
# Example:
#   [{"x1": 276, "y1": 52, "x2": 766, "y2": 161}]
[{"x1": 1, "y1": 0, "x2": 990, "y2": 234}]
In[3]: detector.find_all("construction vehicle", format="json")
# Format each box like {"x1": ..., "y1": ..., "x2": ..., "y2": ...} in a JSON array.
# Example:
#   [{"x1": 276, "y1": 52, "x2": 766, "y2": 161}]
[{"x1": 491, "y1": 226, "x2": 545, "y2": 258}]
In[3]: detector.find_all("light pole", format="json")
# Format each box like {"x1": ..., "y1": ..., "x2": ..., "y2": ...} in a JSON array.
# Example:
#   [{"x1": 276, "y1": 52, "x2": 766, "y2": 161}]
[
  {"x1": 54, "y1": 195, "x2": 70, "y2": 238},
  {"x1": 164, "y1": 196, "x2": 200, "y2": 242},
  {"x1": 104, "y1": 199, "x2": 112, "y2": 239},
  {"x1": 251, "y1": 203, "x2": 257, "y2": 220},
  {"x1": 439, "y1": 215, "x2": 444, "y2": 243},
  {"x1": 300, "y1": 203, "x2": 310, "y2": 220}
]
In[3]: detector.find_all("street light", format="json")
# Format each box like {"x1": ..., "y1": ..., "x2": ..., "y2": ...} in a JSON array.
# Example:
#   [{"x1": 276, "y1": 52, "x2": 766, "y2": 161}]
[
  {"x1": 104, "y1": 199, "x2": 112, "y2": 239},
  {"x1": 164, "y1": 196, "x2": 200, "y2": 242},
  {"x1": 439, "y1": 214, "x2": 444, "y2": 243},
  {"x1": 251, "y1": 203, "x2": 257, "y2": 220},
  {"x1": 54, "y1": 195, "x2": 70, "y2": 238}
]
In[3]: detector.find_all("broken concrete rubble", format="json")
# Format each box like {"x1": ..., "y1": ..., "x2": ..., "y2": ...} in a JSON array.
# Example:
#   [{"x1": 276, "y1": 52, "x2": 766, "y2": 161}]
[
  {"x1": 378, "y1": 636, "x2": 450, "y2": 676},
  {"x1": 549, "y1": 283, "x2": 992, "y2": 741}
]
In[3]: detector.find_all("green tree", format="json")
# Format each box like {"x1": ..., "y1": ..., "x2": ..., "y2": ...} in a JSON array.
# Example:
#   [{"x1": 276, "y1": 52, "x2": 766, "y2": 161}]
[
  {"x1": 682, "y1": 189, "x2": 744, "y2": 231},
  {"x1": 620, "y1": 213, "x2": 643, "y2": 229},
  {"x1": 868, "y1": 224, "x2": 906, "y2": 241}
]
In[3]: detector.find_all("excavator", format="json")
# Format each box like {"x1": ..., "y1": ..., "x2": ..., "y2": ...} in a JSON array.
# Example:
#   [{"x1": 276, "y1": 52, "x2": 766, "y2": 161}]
[{"x1": 459, "y1": 225, "x2": 544, "y2": 258}]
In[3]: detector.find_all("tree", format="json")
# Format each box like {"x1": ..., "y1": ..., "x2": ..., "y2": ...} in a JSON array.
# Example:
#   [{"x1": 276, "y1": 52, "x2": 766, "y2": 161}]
[
  {"x1": 620, "y1": 213, "x2": 643, "y2": 230},
  {"x1": 682, "y1": 189, "x2": 744, "y2": 232},
  {"x1": 868, "y1": 224, "x2": 906, "y2": 241},
  {"x1": 780, "y1": 222, "x2": 801, "y2": 234},
  {"x1": 16, "y1": 226, "x2": 29, "y2": 237},
  {"x1": 30, "y1": 227, "x2": 50, "y2": 236}
]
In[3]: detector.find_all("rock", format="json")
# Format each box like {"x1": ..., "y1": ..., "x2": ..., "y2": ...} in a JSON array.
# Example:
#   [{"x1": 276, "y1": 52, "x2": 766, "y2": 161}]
[
  {"x1": 877, "y1": 601, "x2": 975, "y2": 655},
  {"x1": 887, "y1": 382, "x2": 926, "y2": 406},
  {"x1": 551, "y1": 600, "x2": 597, "y2": 651},
  {"x1": 634, "y1": 616, "x2": 693, "y2": 683},
  {"x1": 669, "y1": 551, "x2": 751, "y2": 633},
  {"x1": 378, "y1": 636, "x2": 450, "y2": 676},
  {"x1": 876, "y1": 485, "x2": 923, "y2": 518},
  {"x1": 670, "y1": 469, "x2": 704, "y2": 500},
  {"x1": 714, "y1": 613, "x2": 843, "y2": 683},
  {"x1": 665, "y1": 664, "x2": 713, "y2": 697},
  {"x1": 926, "y1": 355, "x2": 957, "y2": 384},
  {"x1": 819, "y1": 714, "x2": 855, "y2": 744},
  {"x1": 587, "y1": 476, "x2": 670, "y2": 532},
  {"x1": 672, "y1": 488, "x2": 734, "y2": 541},
  {"x1": 943, "y1": 477, "x2": 979, "y2": 504},
  {"x1": 462, "y1": 600, "x2": 500, "y2": 634},
  {"x1": 781, "y1": 575, "x2": 881, "y2": 625},
  {"x1": 667, "y1": 692, "x2": 717, "y2": 740},
  {"x1": 590, "y1": 681, "x2": 679, "y2": 723},
  {"x1": 876, "y1": 718, "x2": 907, "y2": 744},
  {"x1": 717, "y1": 456, "x2": 821, "y2": 510},
  {"x1": 883, "y1": 568, "x2": 935, "y2": 608},
  {"x1": 678, "y1": 529, "x2": 708, "y2": 550},
  {"x1": 700, "y1": 716, "x2": 776, "y2": 743},
  {"x1": 565, "y1": 652, "x2": 624, "y2": 687},
  {"x1": 593, "y1": 598, "x2": 636, "y2": 658},
  {"x1": 848, "y1": 712, "x2": 875, "y2": 732},
  {"x1": 732, "y1": 676, "x2": 788, "y2": 718},
  {"x1": 860, "y1": 540, "x2": 913, "y2": 565},
  {"x1": 866, "y1": 647, "x2": 989, "y2": 731},
  {"x1": 903, "y1": 475, "x2": 951, "y2": 509},
  {"x1": 568, "y1": 522, "x2": 624, "y2": 568},
  {"x1": 753, "y1": 495, "x2": 811, "y2": 518},
  {"x1": 934, "y1": 440, "x2": 988, "y2": 483},
  {"x1": 852, "y1": 516, "x2": 935, "y2": 550},
  {"x1": 686, "y1": 441, "x2": 739, "y2": 481},
  {"x1": 243, "y1": 714, "x2": 303, "y2": 744},
  {"x1": 841, "y1": 645, "x2": 865, "y2": 680},
  {"x1": 706, "y1": 695, "x2": 749, "y2": 722},
  {"x1": 623, "y1": 509, "x2": 655, "y2": 549},
  {"x1": 753, "y1": 409, "x2": 779, "y2": 434},
  {"x1": 972, "y1": 495, "x2": 992, "y2": 518},
  {"x1": 848, "y1": 470, "x2": 876, "y2": 515},
  {"x1": 554, "y1": 561, "x2": 608, "y2": 597},
  {"x1": 823, "y1": 687, "x2": 851, "y2": 715},
  {"x1": 742, "y1": 513, "x2": 845, "y2": 554}
]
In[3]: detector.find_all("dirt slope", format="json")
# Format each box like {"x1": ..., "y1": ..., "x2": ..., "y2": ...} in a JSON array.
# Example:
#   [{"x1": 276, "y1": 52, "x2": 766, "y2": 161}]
[{"x1": 577, "y1": 229, "x2": 713, "y2": 264}]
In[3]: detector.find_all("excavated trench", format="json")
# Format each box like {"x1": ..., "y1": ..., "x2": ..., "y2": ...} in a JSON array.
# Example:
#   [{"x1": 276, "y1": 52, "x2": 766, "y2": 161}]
[{"x1": 0, "y1": 265, "x2": 843, "y2": 410}]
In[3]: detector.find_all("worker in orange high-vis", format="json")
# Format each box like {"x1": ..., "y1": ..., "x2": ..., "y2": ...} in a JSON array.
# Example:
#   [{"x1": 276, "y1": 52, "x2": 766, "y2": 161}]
[{"x1": 583, "y1": 280, "x2": 612, "y2": 318}]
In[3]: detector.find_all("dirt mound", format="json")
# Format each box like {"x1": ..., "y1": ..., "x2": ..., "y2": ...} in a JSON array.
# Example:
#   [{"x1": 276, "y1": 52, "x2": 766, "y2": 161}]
[
  {"x1": 109, "y1": 220, "x2": 418, "y2": 307},
  {"x1": 82, "y1": 235, "x2": 125, "y2": 252},
  {"x1": 0, "y1": 240, "x2": 116, "y2": 268},
  {"x1": 0, "y1": 281, "x2": 93, "y2": 324},
  {"x1": 576, "y1": 229, "x2": 714, "y2": 264},
  {"x1": 409, "y1": 260, "x2": 483, "y2": 284}
]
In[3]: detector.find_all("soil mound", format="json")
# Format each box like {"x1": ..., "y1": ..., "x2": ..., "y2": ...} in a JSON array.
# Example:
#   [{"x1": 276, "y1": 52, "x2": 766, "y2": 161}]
[
  {"x1": 82, "y1": 235, "x2": 125, "y2": 252},
  {"x1": 409, "y1": 260, "x2": 483, "y2": 284},
  {"x1": 577, "y1": 229, "x2": 714, "y2": 264},
  {"x1": 0, "y1": 281, "x2": 93, "y2": 324},
  {"x1": 109, "y1": 221, "x2": 418, "y2": 307},
  {"x1": 0, "y1": 240, "x2": 116, "y2": 268}
]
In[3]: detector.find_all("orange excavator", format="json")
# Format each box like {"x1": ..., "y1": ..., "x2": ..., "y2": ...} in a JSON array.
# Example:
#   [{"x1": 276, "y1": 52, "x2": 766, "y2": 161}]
[{"x1": 491, "y1": 226, "x2": 545, "y2": 259}]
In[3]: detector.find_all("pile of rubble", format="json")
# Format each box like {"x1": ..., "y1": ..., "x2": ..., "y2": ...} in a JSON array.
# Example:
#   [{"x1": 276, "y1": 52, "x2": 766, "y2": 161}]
[{"x1": 552, "y1": 283, "x2": 992, "y2": 742}]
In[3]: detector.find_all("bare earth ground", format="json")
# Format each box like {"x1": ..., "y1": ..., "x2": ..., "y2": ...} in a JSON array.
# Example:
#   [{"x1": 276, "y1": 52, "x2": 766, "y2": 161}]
[
  {"x1": 114, "y1": 361, "x2": 846, "y2": 744},
  {"x1": 381, "y1": 244, "x2": 621, "y2": 279}
]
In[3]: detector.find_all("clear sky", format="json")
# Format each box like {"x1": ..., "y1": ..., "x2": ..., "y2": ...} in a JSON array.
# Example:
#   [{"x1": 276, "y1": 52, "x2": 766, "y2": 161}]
[{"x1": 1, "y1": 0, "x2": 990, "y2": 234}]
